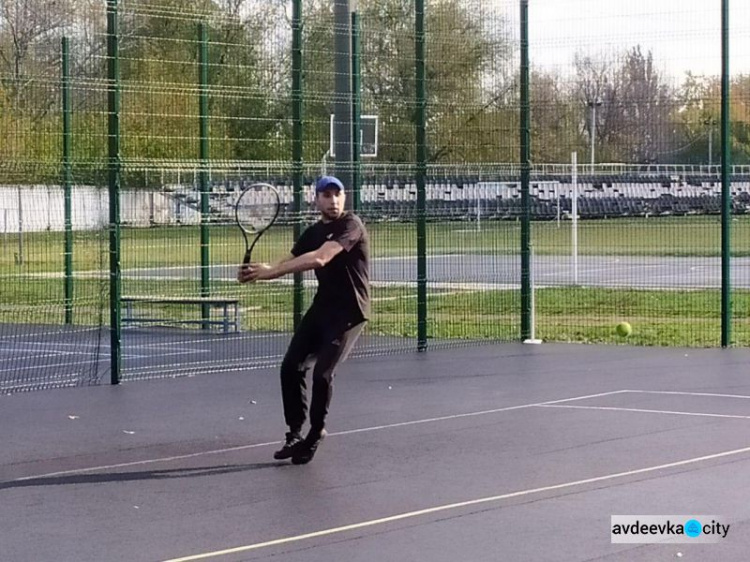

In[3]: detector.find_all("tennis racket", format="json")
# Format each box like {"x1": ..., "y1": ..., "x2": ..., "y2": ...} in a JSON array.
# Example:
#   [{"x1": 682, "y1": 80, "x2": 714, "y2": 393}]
[{"x1": 235, "y1": 182, "x2": 282, "y2": 265}]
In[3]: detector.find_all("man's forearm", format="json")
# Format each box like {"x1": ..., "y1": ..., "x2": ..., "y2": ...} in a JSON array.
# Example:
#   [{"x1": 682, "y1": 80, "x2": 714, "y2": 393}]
[{"x1": 265, "y1": 252, "x2": 324, "y2": 279}]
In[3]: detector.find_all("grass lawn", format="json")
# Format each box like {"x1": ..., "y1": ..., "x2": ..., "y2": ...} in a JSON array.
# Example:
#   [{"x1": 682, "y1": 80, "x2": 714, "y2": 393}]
[{"x1": 2, "y1": 216, "x2": 750, "y2": 347}]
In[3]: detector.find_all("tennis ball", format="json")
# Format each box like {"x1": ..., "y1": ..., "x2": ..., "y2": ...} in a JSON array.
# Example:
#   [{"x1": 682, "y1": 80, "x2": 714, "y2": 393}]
[{"x1": 616, "y1": 321, "x2": 632, "y2": 337}]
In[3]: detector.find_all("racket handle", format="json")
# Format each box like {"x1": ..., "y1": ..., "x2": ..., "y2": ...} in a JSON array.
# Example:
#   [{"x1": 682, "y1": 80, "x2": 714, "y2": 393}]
[{"x1": 242, "y1": 250, "x2": 252, "y2": 265}]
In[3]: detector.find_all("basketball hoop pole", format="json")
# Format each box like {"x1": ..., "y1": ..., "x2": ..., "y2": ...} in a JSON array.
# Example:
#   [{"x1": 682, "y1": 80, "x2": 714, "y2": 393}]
[
  {"x1": 334, "y1": 0, "x2": 354, "y2": 211},
  {"x1": 352, "y1": 4, "x2": 361, "y2": 211}
]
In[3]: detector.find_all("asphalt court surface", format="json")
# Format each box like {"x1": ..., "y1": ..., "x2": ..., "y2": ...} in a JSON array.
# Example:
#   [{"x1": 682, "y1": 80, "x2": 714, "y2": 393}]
[{"x1": 2, "y1": 343, "x2": 750, "y2": 561}]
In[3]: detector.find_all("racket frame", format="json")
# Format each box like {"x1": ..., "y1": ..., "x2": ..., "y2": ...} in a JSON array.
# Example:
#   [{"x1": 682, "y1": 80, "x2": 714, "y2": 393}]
[{"x1": 234, "y1": 182, "x2": 282, "y2": 264}]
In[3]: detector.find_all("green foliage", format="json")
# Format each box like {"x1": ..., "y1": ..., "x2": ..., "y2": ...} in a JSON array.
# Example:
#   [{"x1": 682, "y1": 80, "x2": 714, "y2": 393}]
[{"x1": 0, "y1": 1, "x2": 749, "y2": 175}]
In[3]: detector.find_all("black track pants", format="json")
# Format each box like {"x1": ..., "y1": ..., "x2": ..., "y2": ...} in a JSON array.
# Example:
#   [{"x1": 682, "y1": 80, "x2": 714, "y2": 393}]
[{"x1": 280, "y1": 312, "x2": 365, "y2": 433}]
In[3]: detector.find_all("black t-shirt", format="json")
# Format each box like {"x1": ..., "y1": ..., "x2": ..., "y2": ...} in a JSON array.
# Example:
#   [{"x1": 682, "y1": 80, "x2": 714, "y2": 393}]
[{"x1": 291, "y1": 212, "x2": 370, "y2": 323}]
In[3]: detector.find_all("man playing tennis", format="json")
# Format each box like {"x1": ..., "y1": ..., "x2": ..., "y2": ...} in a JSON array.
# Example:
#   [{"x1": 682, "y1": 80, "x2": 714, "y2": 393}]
[{"x1": 237, "y1": 176, "x2": 370, "y2": 464}]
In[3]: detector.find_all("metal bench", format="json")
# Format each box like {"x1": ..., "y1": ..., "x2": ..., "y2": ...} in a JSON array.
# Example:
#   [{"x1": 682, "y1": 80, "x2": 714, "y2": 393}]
[{"x1": 121, "y1": 296, "x2": 240, "y2": 334}]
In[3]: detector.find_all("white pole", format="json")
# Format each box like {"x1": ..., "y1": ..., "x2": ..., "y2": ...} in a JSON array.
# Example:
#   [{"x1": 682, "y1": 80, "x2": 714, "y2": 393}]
[
  {"x1": 571, "y1": 152, "x2": 579, "y2": 285},
  {"x1": 524, "y1": 242, "x2": 542, "y2": 345},
  {"x1": 476, "y1": 195, "x2": 481, "y2": 232},
  {"x1": 590, "y1": 104, "x2": 596, "y2": 174},
  {"x1": 17, "y1": 185, "x2": 23, "y2": 265}
]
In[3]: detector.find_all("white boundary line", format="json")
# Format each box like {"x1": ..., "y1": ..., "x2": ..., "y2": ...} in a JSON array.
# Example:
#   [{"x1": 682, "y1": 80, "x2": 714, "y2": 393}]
[
  {"x1": 625, "y1": 390, "x2": 750, "y2": 400},
  {"x1": 161, "y1": 444, "x2": 750, "y2": 562},
  {"x1": 539, "y1": 389, "x2": 750, "y2": 420},
  {"x1": 11, "y1": 391, "x2": 627, "y2": 482},
  {"x1": 0, "y1": 341, "x2": 104, "y2": 348},
  {"x1": 0, "y1": 361, "x2": 104, "y2": 374},
  {"x1": 540, "y1": 404, "x2": 750, "y2": 421},
  {"x1": 0, "y1": 327, "x2": 102, "y2": 342},
  {"x1": 9, "y1": 389, "x2": 750, "y2": 481}
]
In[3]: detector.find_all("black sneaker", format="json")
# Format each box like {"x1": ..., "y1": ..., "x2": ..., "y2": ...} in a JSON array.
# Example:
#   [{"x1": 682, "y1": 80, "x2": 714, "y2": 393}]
[
  {"x1": 273, "y1": 431, "x2": 303, "y2": 460},
  {"x1": 291, "y1": 429, "x2": 327, "y2": 465}
]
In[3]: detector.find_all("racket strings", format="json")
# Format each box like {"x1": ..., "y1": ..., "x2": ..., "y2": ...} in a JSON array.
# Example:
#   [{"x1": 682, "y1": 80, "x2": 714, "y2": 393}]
[
  {"x1": 235, "y1": 184, "x2": 281, "y2": 234},
  {"x1": 236, "y1": 202, "x2": 278, "y2": 232}
]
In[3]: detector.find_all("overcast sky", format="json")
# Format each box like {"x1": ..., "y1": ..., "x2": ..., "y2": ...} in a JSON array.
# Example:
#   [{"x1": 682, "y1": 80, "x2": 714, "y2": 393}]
[{"x1": 526, "y1": 0, "x2": 750, "y2": 82}]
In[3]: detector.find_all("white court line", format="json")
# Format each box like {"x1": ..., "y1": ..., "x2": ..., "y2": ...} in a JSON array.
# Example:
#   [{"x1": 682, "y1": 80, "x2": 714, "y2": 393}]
[
  {"x1": 371, "y1": 291, "x2": 467, "y2": 302},
  {"x1": 136, "y1": 349, "x2": 212, "y2": 358},
  {"x1": 0, "y1": 347, "x2": 212, "y2": 372},
  {"x1": 10, "y1": 391, "x2": 628, "y2": 482},
  {"x1": 0, "y1": 341, "x2": 105, "y2": 349},
  {"x1": 0, "y1": 347, "x2": 81, "y2": 357},
  {"x1": 1, "y1": 376, "x2": 82, "y2": 392},
  {"x1": 625, "y1": 390, "x2": 750, "y2": 400},
  {"x1": 370, "y1": 254, "x2": 466, "y2": 261},
  {"x1": 0, "y1": 361, "x2": 100, "y2": 375},
  {"x1": 161, "y1": 444, "x2": 750, "y2": 562},
  {"x1": 128, "y1": 337, "x2": 273, "y2": 349},
  {"x1": 0, "y1": 352, "x2": 70, "y2": 362},
  {"x1": 535, "y1": 390, "x2": 630, "y2": 405},
  {"x1": 0, "y1": 340, "x2": 212, "y2": 355},
  {"x1": 0, "y1": 354, "x2": 151, "y2": 373},
  {"x1": 539, "y1": 404, "x2": 750, "y2": 421},
  {"x1": 0, "y1": 328, "x2": 102, "y2": 342},
  {"x1": 122, "y1": 351, "x2": 287, "y2": 371}
]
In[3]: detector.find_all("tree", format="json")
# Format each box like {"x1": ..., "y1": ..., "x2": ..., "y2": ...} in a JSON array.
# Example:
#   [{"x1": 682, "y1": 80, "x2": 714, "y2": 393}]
[
  {"x1": 0, "y1": 0, "x2": 75, "y2": 120},
  {"x1": 574, "y1": 46, "x2": 678, "y2": 164},
  {"x1": 116, "y1": 0, "x2": 283, "y2": 162},
  {"x1": 530, "y1": 69, "x2": 582, "y2": 163},
  {"x1": 573, "y1": 51, "x2": 621, "y2": 163},
  {"x1": 673, "y1": 73, "x2": 720, "y2": 165},
  {"x1": 616, "y1": 47, "x2": 677, "y2": 163},
  {"x1": 299, "y1": 0, "x2": 513, "y2": 164}
]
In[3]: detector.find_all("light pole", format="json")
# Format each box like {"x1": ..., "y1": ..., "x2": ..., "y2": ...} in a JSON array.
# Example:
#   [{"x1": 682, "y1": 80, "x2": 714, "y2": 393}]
[{"x1": 588, "y1": 99, "x2": 602, "y2": 174}]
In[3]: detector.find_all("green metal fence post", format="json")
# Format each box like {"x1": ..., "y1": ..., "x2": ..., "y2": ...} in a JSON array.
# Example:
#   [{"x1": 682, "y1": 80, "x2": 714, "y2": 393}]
[
  {"x1": 292, "y1": 0, "x2": 304, "y2": 328},
  {"x1": 416, "y1": 0, "x2": 428, "y2": 352},
  {"x1": 721, "y1": 0, "x2": 731, "y2": 347},
  {"x1": 62, "y1": 37, "x2": 74, "y2": 325},
  {"x1": 520, "y1": 0, "x2": 532, "y2": 341},
  {"x1": 199, "y1": 23, "x2": 211, "y2": 327},
  {"x1": 107, "y1": 0, "x2": 122, "y2": 384}
]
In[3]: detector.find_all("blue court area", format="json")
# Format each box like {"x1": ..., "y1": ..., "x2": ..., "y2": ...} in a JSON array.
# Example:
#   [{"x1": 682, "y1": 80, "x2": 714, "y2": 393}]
[{"x1": 2, "y1": 343, "x2": 750, "y2": 561}]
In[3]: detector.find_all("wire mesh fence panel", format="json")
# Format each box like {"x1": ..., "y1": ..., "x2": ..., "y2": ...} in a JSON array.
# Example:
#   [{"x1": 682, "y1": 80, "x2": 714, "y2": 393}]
[
  {"x1": 527, "y1": 0, "x2": 749, "y2": 347},
  {"x1": 118, "y1": 170, "x2": 300, "y2": 381},
  {"x1": 352, "y1": 2, "x2": 420, "y2": 355},
  {"x1": 421, "y1": 1, "x2": 521, "y2": 347},
  {"x1": 113, "y1": 2, "x2": 298, "y2": 381},
  {"x1": 0, "y1": 174, "x2": 109, "y2": 392},
  {"x1": 355, "y1": 173, "x2": 420, "y2": 356},
  {"x1": 0, "y1": 0, "x2": 111, "y2": 394},
  {"x1": 4, "y1": 0, "x2": 750, "y2": 393},
  {"x1": 731, "y1": 1, "x2": 750, "y2": 347}
]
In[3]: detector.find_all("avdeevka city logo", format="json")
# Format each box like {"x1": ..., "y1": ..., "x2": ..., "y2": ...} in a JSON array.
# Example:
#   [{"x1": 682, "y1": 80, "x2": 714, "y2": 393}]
[
  {"x1": 611, "y1": 516, "x2": 730, "y2": 543},
  {"x1": 684, "y1": 519, "x2": 702, "y2": 538}
]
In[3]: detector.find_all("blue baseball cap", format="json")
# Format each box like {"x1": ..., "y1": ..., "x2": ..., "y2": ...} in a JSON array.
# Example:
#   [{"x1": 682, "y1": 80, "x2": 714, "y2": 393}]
[{"x1": 315, "y1": 175, "x2": 345, "y2": 193}]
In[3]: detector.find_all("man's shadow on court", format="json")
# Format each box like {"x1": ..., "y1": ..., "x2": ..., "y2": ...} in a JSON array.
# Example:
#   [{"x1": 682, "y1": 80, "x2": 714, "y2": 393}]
[{"x1": 0, "y1": 462, "x2": 290, "y2": 490}]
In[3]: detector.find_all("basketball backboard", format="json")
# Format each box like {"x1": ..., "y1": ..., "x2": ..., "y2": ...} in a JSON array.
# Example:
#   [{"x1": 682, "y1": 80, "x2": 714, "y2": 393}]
[{"x1": 329, "y1": 114, "x2": 378, "y2": 158}]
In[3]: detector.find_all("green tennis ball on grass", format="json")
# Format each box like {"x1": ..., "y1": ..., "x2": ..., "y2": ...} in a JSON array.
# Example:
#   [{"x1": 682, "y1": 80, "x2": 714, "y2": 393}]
[{"x1": 616, "y1": 321, "x2": 632, "y2": 337}]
